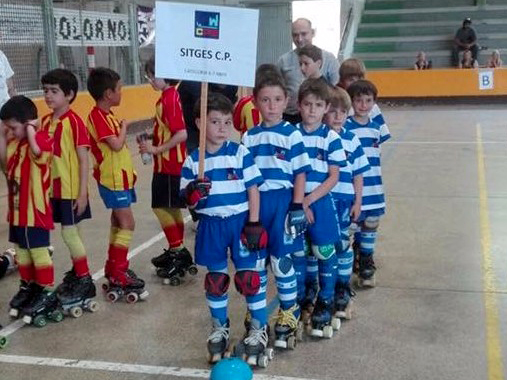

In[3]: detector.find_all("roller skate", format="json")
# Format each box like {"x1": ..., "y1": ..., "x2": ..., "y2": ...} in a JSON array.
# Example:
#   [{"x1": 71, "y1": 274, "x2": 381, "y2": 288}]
[
  {"x1": 234, "y1": 319, "x2": 273, "y2": 368},
  {"x1": 103, "y1": 269, "x2": 149, "y2": 303},
  {"x1": 357, "y1": 255, "x2": 376, "y2": 288},
  {"x1": 22, "y1": 286, "x2": 63, "y2": 327},
  {"x1": 333, "y1": 283, "x2": 355, "y2": 323},
  {"x1": 56, "y1": 268, "x2": 78, "y2": 295},
  {"x1": 58, "y1": 274, "x2": 98, "y2": 318},
  {"x1": 352, "y1": 241, "x2": 361, "y2": 274},
  {"x1": 273, "y1": 304, "x2": 299, "y2": 350},
  {"x1": 9, "y1": 280, "x2": 36, "y2": 318},
  {"x1": 155, "y1": 248, "x2": 198, "y2": 286},
  {"x1": 207, "y1": 318, "x2": 231, "y2": 364},
  {"x1": 1, "y1": 248, "x2": 17, "y2": 275},
  {"x1": 310, "y1": 298, "x2": 334, "y2": 339},
  {"x1": 299, "y1": 279, "x2": 318, "y2": 336}
]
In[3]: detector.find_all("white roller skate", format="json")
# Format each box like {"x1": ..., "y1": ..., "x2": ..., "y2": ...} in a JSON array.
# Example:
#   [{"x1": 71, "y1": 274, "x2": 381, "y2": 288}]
[{"x1": 207, "y1": 318, "x2": 231, "y2": 364}]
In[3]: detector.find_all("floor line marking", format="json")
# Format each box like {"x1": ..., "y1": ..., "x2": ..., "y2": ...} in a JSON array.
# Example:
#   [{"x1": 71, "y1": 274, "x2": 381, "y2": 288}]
[
  {"x1": 0, "y1": 215, "x2": 192, "y2": 338},
  {"x1": 0, "y1": 354, "x2": 319, "y2": 380},
  {"x1": 476, "y1": 123, "x2": 505, "y2": 380}
]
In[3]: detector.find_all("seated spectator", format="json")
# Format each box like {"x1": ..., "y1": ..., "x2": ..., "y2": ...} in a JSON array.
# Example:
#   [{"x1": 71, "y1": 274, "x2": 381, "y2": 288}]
[
  {"x1": 414, "y1": 51, "x2": 432, "y2": 70},
  {"x1": 452, "y1": 18, "x2": 479, "y2": 67},
  {"x1": 459, "y1": 49, "x2": 479, "y2": 69},
  {"x1": 486, "y1": 50, "x2": 502, "y2": 68}
]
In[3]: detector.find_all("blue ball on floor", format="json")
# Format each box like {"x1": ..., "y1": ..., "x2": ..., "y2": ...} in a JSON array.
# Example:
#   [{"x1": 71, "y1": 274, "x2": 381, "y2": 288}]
[{"x1": 210, "y1": 358, "x2": 253, "y2": 380}]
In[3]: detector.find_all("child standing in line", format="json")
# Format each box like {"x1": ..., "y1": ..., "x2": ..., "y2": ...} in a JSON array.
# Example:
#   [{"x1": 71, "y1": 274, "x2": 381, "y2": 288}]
[
  {"x1": 242, "y1": 73, "x2": 311, "y2": 349},
  {"x1": 325, "y1": 87, "x2": 370, "y2": 319},
  {"x1": 297, "y1": 45, "x2": 331, "y2": 87},
  {"x1": 86, "y1": 67, "x2": 147, "y2": 303},
  {"x1": 0, "y1": 96, "x2": 59, "y2": 325},
  {"x1": 40, "y1": 69, "x2": 96, "y2": 311},
  {"x1": 293, "y1": 79, "x2": 346, "y2": 338},
  {"x1": 138, "y1": 58, "x2": 196, "y2": 284},
  {"x1": 345, "y1": 80, "x2": 391, "y2": 287},
  {"x1": 181, "y1": 93, "x2": 268, "y2": 366}
]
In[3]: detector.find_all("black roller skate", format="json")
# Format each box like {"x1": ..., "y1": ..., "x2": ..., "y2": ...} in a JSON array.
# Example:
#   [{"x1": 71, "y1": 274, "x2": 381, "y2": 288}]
[
  {"x1": 273, "y1": 304, "x2": 299, "y2": 350},
  {"x1": 56, "y1": 268, "x2": 78, "y2": 295},
  {"x1": 103, "y1": 269, "x2": 149, "y2": 303},
  {"x1": 357, "y1": 255, "x2": 376, "y2": 288},
  {"x1": 22, "y1": 286, "x2": 63, "y2": 327},
  {"x1": 333, "y1": 283, "x2": 355, "y2": 323},
  {"x1": 234, "y1": 319, "x2": 273, "y2": 368},
  {"x1": 299, "y1": 279, "x2": 318, "y2": 334},
  {"x1": 310, "y1": 298, "x2": 334, "y2": 338},
  {"x1": 58, "y1": 274, "x2": 98, "y2": 318},
  {"x1": 155, "y1": 248, "x2": 198, "y2": 286},
  {"x1": 207, "y1": 318, "x2": 231, "y2": 364},
  {"x1": 9, "y1": 280, "x2": 36, "y2": 318}
]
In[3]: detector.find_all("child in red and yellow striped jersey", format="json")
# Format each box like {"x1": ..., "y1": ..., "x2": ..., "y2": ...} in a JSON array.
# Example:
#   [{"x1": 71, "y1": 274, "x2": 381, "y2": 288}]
[
  {"x1": 0, "y1": 96, "x2": 59, "y2": 324},
  {"x1": 138, "y1": 58, "x2": 197, "y2": 284},
  {"x1": 40, "y1": 69, "x2": 96, "y2": 310},
  {"x1": 86, "y1": 68, "x2": 148, "y2": 303}
]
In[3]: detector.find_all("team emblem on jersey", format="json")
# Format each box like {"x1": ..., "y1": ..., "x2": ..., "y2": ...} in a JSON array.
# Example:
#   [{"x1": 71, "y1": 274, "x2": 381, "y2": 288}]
[
  {"x1": 275, "y1": 148, "x2": 287, "y2": 160},
  {"x1": 227, "y1": 168, "x2": 239, "y2": 180}
]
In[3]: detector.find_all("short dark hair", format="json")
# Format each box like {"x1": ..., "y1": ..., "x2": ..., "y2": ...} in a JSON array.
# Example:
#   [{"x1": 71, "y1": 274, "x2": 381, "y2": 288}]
[
  {"x1": 0, "y1": 95, "x2": 38, "y2": 123},
  {"x1": 298, "y1": 78, "x2": 330, "y2": 104},
  {"x1": 329, "y1": 86, "x2": 351, "y2": 111},
  {"x1": 144, "y1": 57, "x2": 178, "y2": 86},
  {"x1": 339, "y1": 58, "x2": 366, "y2": 81},
  {"x1": 297, "y1": 45, "x2": 322, "y2": 63},
  {"x1": 87, "y1": 67, "x2": 120, "y2": 101},
  {"x1": 253, "y1": 72, "x2": 287, "y2": 98},
  {"x1": 193, "y1": 92, "x2": 234, "y2": 119},
  {"x1": 41, "y1": 68, "x2": 79, "y2": 104},
  {"x1": 255, "y1": 64, "x2": 282, "y2": 85},
  {"x1": 347, "y1": 79, "x2": 378, "y2": 101}
]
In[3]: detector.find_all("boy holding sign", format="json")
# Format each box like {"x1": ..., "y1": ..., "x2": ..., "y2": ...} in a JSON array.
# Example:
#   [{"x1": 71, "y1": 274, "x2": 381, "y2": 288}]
[{"x1": 180, "y1": 93, "x2": 270, "y2": 366}]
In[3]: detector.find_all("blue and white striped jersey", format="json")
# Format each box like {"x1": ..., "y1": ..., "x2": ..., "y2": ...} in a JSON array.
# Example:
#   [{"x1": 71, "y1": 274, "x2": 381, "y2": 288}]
[
  {"x1": 242, "y1": 121, "x2": 311, "y2": 192},
  {"x1": 348, "y1": 102, "x2": 388, "y2": 131},
  {"x1": 180, "y1": 141, "x2": 263, "y2": 218},
  {"x1": 296, "y1": 123, "x2": 347, "y2": 194},
  {"x1": 331, "y1": 128, "x2": 370, "y2": 200},
  {"x1": 344, "y1": 117, "x2": 391, "y2": 211}
]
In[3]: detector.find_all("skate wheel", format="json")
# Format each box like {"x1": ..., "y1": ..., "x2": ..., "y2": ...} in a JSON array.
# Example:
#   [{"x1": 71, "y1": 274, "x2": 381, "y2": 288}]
[
  {"x1": 138, "y1": 290, "x2": 149, "y2": 300},
  {"x1": 247, "y1": 355, "x2": 258, "y2": 366},
  {"x1": 87, "y1": 301, "x2": 99, "y2": 313},
  {"x1": 188, "y1": 266, "x2": 198, "y2": 276},
  {"x1": 51, "y1": 310, "x2": 64, "y2": 323},
  {"x1": 70, "y1": 306, "x2": 83, "y2": 318},
  {"x1": 273, "y1": 339, "x2": 287, "y2": 349},
  {"x1": 265, "y1": 347, "x2": 274, "y2": 361},
  {"x1": 22, "y1": 315, "x2": 32, "y2": 325},
  {"x1": 107, "y1": 291, "x2": 119, "y2": 303},
  {"x1": 323, "y1": 325, "x2": 333, "y2": 339},
  {"x1": 331, "y1": 317, "x2": 341, "y2": 331},
  {"x1": 33, "y1": 315, "x2": 47, "y2": 328},
  {"x1": 169, "y1": 277, "x2": 181, "y2": 286},
  {"x1": 257, "y1": 355, "x2": 269, "y2": 368},
  {"x1": 0, "y1": 336, "x2": 8, "y2": 349},
  {"x1": 310, "y1": 328, "x2": 323, "y2": 338},
  {"x1": 126, "y1": 292, "x2": 139, "y2": 304},
  {"x1": 287, "y1": 335, "x2": 296, "y2": 350},
  {"x1": 102, "y1": 283, "x2": 109, "y2": 292},
  {"x1": 9, "y1": 308, "x2": 19, "y2": 319}
]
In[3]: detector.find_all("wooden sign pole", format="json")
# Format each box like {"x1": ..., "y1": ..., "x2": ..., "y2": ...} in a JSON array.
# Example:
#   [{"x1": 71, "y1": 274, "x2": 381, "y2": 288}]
[{"x1": 198, "y1": 81, "x2": 208, "y2": 180}]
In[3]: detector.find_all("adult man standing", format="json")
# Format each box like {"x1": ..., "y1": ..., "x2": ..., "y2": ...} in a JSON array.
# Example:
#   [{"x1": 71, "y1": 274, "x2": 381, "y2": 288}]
[
  {"x1": 0, "y1": 49, "x2": 15, "y2": 108},
  {"x1": 277, "y1": 18, "x2": 339, "y2": 125},
  {"x1": 452, "y1": 18, "x2": 479, "y2": 67}
]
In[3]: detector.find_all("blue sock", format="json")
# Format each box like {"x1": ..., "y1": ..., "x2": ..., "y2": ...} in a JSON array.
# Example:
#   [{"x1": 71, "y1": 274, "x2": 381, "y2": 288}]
[
  {"x1": 291, "y1": 250, "x2": 307, "y2": 303},
  {"x1": 271, "y1": 255, "x2": 298, "y2": 314},
  {"x1": 318, "y1": 254, "x2": 338, "y2": 302},
  {"x1": 306, "y1": 254, "x2": 318, "y2": 285},
  {"x1": 244, "y1": 260, "x2": 268, "y2": 327},
  {"x1": 336, "y1": 244, "x2": 354, "y2": 285},
  {"x1": 360, "y1": 230, "x2": 377, "y2": 256}
]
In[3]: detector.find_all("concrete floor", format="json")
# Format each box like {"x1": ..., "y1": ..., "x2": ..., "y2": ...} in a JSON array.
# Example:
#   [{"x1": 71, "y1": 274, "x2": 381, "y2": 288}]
[{"x1": 0, "y1": 105, "x2": 506, "y2": 380}]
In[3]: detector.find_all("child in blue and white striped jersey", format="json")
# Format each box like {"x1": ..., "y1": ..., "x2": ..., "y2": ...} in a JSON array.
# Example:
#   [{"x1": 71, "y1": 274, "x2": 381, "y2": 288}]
[
  {"x1": 325, "y1": 86, "x2": 370, "y2": 320},
  {"x1": 344, "y1": 80, "x2": 391, "y2": 288},
  {"x1": 180, "y1": 92, "x2": 268, "y2": 364}
]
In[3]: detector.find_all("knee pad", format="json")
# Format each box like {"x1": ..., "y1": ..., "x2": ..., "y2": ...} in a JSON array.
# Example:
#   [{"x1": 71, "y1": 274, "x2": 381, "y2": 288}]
[
  {"x1": 270, "y1": 255, "x2": 293, "y2": 277},
  {"x1": 234, "y1": 270, "x2": 260, "y2": 296},
  {"x1": 204, "y1": 272, "x2": 230, "y2": 297},
  {"x1": 363, "y1": 216, "x2": 380, "y2": 230},
  {"x1": 311, "y1": 244, "x2": 335, "y2": 260}
]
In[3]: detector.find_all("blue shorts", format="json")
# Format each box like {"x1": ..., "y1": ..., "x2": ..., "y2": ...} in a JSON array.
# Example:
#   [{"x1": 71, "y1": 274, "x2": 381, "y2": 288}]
[
  {"x1": 51, "y1": 198, "x2": 92, "y2": 226},
  {"x1": 9, "y1": 226, "x2": 50, "y2": 249},
  {"x1": 333, "y1": 196, "x2": 353, "y2": 231},
  {"x1": 306, "y1": 194, "x2": 340, "y2": 246},
  {"x1": 195, "y1": 212, "x2": 264, "y2": 268},
  {"x1": 98, "y1": 184, "x2": 137, "y2": 209},
  {"x1": 357, "y1": 208, "x2": 385, "y2": 223},
  {"x1": 260, "y1": 188, "x2": 303, "y2": 258}
]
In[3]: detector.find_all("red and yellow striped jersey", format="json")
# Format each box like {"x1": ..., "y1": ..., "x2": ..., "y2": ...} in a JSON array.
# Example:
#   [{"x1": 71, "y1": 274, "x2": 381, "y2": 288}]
[
  {"x1": 153, "y1": 86, "x2": 186, "y2": 175},
  {"x1": 233, "y1": 95, "x2": 261, "y2": 136},
  {"x1": 6, "y1": 131, "x2": 54, "y2": 229},
  {"x1": 86, "y1": 106, "x2": 136, "y2": 191},
  {"x1": 41, "y1": 109, "x2": 90, "y2": 199}
]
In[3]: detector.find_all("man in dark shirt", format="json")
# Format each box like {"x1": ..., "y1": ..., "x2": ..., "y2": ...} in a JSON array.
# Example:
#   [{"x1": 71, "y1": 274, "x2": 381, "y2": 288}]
[{"x1": 452, "y1": 18, "x2": 478, "y2": 67}]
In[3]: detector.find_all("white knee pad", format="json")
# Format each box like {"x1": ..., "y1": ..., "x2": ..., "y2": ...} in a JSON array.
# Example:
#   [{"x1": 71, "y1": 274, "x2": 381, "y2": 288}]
[
  {"x1": 311, "y1": 244, "x2": 335, "y2": 260},
  {"x1": 270, "y1": 255, "x2": 294, "y2": 277}
]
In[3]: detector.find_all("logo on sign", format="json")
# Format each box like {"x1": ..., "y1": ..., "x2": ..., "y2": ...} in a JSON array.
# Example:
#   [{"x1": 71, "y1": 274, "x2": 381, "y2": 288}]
[{"x1": 194, "y1": 11, "x2": 220, "y2": 39}]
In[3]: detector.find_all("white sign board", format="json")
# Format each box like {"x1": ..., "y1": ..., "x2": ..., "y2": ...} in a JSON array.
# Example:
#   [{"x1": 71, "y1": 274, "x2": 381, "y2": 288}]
[
  {"x1": 478, "y1": 70, "x2": 494, "y2": 90},
  {"x1": 155, "y1": 2, "x2": 259, "y2": 87}
]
